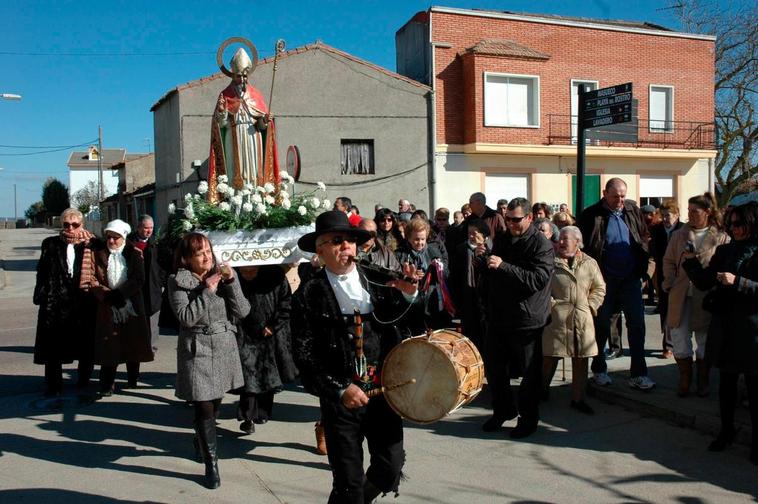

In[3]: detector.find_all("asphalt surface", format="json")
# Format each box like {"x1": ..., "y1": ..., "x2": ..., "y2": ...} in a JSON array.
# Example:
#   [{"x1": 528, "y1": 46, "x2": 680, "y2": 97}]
[{"x1": 0, "y1": 228, "x2": 756, "y2": 503}]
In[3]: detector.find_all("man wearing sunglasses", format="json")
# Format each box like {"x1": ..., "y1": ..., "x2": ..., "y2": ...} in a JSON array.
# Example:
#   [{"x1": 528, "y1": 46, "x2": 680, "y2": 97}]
[
  {"x1": 292, "y1": 211, "x2": 418, "y2": 503},
  {"x1": 478, "y1": 197, "x2": 555, "y2": 439}
]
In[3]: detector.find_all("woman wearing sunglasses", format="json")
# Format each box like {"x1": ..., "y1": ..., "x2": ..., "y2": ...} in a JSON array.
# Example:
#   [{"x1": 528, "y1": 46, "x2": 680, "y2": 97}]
[
  {"x1": 33, "y1": 208, "x2": 96, "y2": 396},
  {"x1": 373, "y1": 208, "x2": 403, "y2": 252},
  {"x1": 683, "y1": 201, "x2": 758, "y2": 464}
]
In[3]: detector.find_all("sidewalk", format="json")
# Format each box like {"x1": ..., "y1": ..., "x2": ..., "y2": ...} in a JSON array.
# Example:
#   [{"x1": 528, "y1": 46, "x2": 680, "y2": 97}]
[{"x1": 547, "y1": 309, "x2": 752, "y2": 447}]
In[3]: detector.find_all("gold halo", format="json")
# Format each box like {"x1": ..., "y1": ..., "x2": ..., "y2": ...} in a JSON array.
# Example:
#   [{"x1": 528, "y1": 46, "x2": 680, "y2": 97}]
[{"x1": 216, "y1": 37, "x2": 258, "y2": 78}]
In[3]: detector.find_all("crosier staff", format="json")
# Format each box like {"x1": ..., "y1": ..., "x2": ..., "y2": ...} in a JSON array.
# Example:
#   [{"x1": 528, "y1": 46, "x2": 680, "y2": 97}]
[{"x1": 261, "y1": 39, "x2": 286, "y2": 187}]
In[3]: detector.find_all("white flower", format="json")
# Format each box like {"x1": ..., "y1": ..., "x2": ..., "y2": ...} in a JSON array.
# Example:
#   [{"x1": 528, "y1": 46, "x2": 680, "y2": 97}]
[
  {"x1": 242, "y1": 202, "x2": 253, "y2": 213},
  {"x1": 194, "y1": 194, "x2": 201, "y2": 201},
  {"x1": 184, "y1": 193, "x2": 193, "y2": 203},
  {"x1": 241, "y1": 188, "x2": 251, "y2": 196},
  {"x1": 224, "y1": 184, "x2": 236, "y2": 196},
  {"x1": 219, "y1": 202, "x2": 231, "y2": 212},
  {"x1": 280, "y1": 169, "x2": 289, "y2": 179},
  {"x1": 310, "y1": 197, "x2": 321, "y2": 209},
  {"x1": 184, "y1": 204, "x2": 195, "y2": 219},
  {"x1": 322, "y1": 199, "x2": 331, "y2": 210},
  {"x1": 182, "y1": 220, "x2": 193, "y2": 231},
  {"x1": 168, "y1": 203, "x2": 176, "y2": 214},
  {"x1": 197, "y1": 181, "x2": 209, "y2": 194},
  {"x1": 217, "y1": 182, "x2": 229, "y2": 195},
  {"x1": 218, "y1": 174, "x2": 228, "y2": 184},
  {"x1": 316, "y1": 181, "x2": 326, "y2": 191},
  {"x1": 264, "y1": 182, "x2": 276, "y2": 193},
  {"x1": 255, "y1": 203, "x2": 267, "y2": 215},
  {"x1": 298, "y1": 205, "x2": 307, "y2": 216},
  {"x1": 279, "y1": 190, "x2": 290, "y2": 199},
  {"x1": 281, "y1": 198, "x2": 291, "y2": 210},
  {"x1": 287, "y1": 173, "x2": 295, "y2": 184},
  {"x1": 231, "y1": 195, "x2": 243, "y2": 207},
  {"x1": 244, "y1": 182, "x2": 254, "y2": 192},
  {"x1": 251, "y1": 193, "x2": 263, "y2": 204},
  {"x1": 256, "y1": 185, "x2": 266, "y2": 193},
  {"x1": 265, "y1": 195, "x2": 276, "y2": 205}
]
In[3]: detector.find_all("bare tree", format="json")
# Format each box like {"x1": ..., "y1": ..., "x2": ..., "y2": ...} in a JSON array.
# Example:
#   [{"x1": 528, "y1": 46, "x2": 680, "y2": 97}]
[
  {"x1": 674, "y1": 0, "x2": 758, "y2": 205},
  {"x1": 71, "y1": 180, "x2": 108, "y2": 213}
]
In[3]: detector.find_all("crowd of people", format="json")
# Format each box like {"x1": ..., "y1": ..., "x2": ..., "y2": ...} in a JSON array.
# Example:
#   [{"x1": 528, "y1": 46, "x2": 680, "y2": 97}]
[{"x1": 32, "y1": 178, "x2": 758, "y2": 500}]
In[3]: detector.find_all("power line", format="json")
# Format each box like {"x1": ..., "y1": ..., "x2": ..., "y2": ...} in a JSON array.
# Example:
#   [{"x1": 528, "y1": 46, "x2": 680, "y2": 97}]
[
  {"x1": 0, "y1": 140, "x2": 98, "y2": 149},
  {"x1": 0, "y1": 139, "x2": 99, "y2": 157},
  {"x1": 0, "y1": 50, "x2": 214, "y2": 57}
]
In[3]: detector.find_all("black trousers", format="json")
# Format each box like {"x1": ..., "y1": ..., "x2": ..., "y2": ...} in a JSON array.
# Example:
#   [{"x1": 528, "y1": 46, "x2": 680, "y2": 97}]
[
  {"x1": 718, "y1": 371, "x2": 758, "y2": 448},
  {"x1": 99, "y1": 362, "x2": 140, "y2": 390},
  {"x1": 320, "y1": 395, "x2": 405, "y2": 504},
  {"x1": 484, "y1": 327, "x2": 543, "y2": 425},
  {"x1": 44, "y1": 360, "x2": 94, "y2": 393},
  {"x1": 238, "y1": 392, "x2": 275, "y2": 422}
]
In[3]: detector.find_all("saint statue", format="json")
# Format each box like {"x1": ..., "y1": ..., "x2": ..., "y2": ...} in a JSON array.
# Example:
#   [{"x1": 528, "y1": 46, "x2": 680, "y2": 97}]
[{"x1": 208, "y1": 38, "x2": 279, "y2": 202}]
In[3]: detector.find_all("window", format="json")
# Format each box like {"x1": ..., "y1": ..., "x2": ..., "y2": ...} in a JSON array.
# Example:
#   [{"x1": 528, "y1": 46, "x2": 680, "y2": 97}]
[
  {"x1": 484, "y1": 73, "x2": 539, "y2": 127},
  {"x1": 340, "y1": 139, "x2": 374, "y2": 175},
  {"x1": 639, "y1": 175, "x2": 674, "y2": 207},
  {"x1": 484, "y1": 173, "x2": 529, "y2": 204},
  {"x1": 649, "y1": 85, "x2": 674, "y2": 132},
  {"x1": 570, "y1": 79, "x2": 598, "y2": 143}
]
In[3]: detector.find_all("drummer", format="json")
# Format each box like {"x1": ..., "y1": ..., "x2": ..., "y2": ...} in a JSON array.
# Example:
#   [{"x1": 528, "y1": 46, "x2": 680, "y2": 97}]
[{"x1": 292, "y1": 211, "x2": 418, "y2": 504}]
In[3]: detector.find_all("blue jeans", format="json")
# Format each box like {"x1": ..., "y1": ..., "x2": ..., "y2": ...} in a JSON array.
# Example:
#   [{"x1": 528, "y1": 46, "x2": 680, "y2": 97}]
[{"x1": 591, "y1": 276, "x2": 648, "y2": 378}]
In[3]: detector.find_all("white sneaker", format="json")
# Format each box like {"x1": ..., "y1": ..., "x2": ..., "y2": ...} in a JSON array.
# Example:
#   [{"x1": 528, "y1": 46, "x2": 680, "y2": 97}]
[
  {"x1": 628, "y1": 375, "x2": 656, "y2": 390},
  {"x1": 592, "y1": 372, "x2": 612, "y2": 386}
]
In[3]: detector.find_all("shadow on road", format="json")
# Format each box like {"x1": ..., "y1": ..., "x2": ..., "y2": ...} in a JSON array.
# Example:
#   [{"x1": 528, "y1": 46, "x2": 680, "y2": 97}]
[
  {"x1": 0, "y1": 489, "x2": 165, "y2": 503},
  {"x1": 1, "y1": 258, "x2": 38, "y2": 271}
]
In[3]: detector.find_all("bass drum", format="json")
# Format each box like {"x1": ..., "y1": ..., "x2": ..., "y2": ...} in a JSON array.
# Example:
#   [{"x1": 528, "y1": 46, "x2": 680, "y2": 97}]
[{"x1": 381, "y1": 329, "x2": 484, "y2": 424}]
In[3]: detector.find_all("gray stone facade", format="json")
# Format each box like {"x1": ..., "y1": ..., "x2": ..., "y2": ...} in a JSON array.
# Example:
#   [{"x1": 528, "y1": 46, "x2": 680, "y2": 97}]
[{"x1": 151, "y1": 42, "x2": 432, "y2": 228}]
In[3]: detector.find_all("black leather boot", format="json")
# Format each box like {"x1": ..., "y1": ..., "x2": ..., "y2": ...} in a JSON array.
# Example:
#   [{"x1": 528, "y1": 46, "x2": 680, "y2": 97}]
[{"x1": 195, "y1": 418, "x2": 220, "y2": 489}]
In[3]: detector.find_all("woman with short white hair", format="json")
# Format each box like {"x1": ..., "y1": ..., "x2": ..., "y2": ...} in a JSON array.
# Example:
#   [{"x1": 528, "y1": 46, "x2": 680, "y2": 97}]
[{"x1": 542, "y1": 226, "x2": 606, "y2": 414}]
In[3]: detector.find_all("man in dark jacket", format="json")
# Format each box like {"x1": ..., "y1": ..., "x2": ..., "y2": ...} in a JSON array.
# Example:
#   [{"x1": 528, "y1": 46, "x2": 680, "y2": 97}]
[
  {"x1": 292, "y1": 211, "x2": 418, "y2": 504},
  {"x1": 578, "y1": 177, "x2": 655, "y2": 390},
  {"x1": 127, "y1": 215, "x2": 165, "y2": 355},
  {"x1": 480, "y1": 198, "x2": 554, "y2": 439},
  {"x1": 467, "y1": 192, "x2": 506, "y2": 240}
]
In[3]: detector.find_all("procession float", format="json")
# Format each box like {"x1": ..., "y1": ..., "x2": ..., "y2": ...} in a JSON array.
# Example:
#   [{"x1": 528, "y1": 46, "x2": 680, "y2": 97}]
[{"x1": 164, "y1": 37, "x2": 326, "y2": 265}]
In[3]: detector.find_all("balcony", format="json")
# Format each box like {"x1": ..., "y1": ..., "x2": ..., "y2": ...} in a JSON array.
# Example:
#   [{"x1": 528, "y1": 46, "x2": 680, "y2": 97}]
[{"x1": 547, "y1": 115, "x2": 715, "y2": 150}]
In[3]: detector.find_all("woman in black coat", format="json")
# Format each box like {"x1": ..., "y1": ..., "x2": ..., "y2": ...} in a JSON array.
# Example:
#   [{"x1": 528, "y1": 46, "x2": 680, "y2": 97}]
[
  {"x1": 395, "y1": 217, "x2": 453, "y2": 335},
  {"x1": 683, "y1": 202, "x2": 758, "y2": 464},
  {"x1": 234, "y1": 265, "x2": 298, "y2": 433},
  {"x1": 374, "y1": 208, "x2": 404, "y2": 253},
  {"x1": 33, "y1": 208, "x2": 96, "y2": 396}
]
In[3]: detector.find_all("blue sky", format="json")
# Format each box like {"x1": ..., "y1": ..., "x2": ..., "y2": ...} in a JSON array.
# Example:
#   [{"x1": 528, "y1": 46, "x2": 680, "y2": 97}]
[{"x1": 0, "y1": 0, "x2": 683, "y2": 219}]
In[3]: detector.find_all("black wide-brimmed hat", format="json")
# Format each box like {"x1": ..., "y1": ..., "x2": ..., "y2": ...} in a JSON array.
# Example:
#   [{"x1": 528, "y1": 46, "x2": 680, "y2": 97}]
[{"x1": 297, "y1": 211, "x2": 371, "y2": 253}]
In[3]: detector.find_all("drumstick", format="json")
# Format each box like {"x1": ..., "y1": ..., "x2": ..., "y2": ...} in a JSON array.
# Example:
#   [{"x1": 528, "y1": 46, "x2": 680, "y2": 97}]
[{"x1": 367, "y1": 378, "x2": 416, "y2": 398}]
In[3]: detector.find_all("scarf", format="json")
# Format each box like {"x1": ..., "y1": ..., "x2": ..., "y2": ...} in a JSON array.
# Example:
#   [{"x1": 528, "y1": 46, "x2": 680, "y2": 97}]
[
  {"x1": 106, "y1": 244, "x2": 128, "y2": 289},
  {"x1": 58, "y1": 228, "x2": 97, "y2": 290}
]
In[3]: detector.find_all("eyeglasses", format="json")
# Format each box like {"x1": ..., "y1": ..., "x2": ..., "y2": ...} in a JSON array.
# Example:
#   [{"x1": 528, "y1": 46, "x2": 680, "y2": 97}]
[
  {"x1": 62, "y1": 222, "x2": 81, "y2": 229},
  {"x1": 505, "y1": 215, "x2": 527, "y2": 223},
  {"x1": 318, "y1": 235, "x2": 357, "y2": 247}
]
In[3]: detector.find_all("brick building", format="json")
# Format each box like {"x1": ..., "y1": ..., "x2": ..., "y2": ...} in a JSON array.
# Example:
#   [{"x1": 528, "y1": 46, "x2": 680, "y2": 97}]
[{"x1": 396, "y1": 6, "x2": 717, "y2": 213}]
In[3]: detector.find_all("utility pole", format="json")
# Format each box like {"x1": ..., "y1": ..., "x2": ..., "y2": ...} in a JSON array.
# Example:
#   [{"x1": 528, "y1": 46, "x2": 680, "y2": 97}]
[
  {"x1": 98, "y1": 125, "x2": 103, "y2": 203},
  {"x1": 13, "y1": 183, "x2": 17, "y2": 221}
]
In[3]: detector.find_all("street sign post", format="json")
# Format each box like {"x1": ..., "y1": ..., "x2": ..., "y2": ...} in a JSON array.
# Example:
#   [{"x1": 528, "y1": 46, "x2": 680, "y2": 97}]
[{"x1": 575, "y1": 82, "x2": 633, "y2": 215}]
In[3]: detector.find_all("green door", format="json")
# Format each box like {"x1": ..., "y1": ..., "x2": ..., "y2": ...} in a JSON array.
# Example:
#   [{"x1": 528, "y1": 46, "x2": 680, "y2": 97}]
[{"x1": 571, "y1": 175, "x2": 601, "y2": 215}]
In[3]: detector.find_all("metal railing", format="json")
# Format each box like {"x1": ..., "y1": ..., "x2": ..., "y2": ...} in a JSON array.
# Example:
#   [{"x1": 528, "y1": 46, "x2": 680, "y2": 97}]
[{"x1": 547, "y1": 115, "x2": 715, "y2": 150}]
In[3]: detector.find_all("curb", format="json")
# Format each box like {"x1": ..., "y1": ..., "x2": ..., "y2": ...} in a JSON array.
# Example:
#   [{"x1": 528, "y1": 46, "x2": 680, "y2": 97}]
[{"x1": 589, "y1": 381, "x2": 752, "y2": 447}]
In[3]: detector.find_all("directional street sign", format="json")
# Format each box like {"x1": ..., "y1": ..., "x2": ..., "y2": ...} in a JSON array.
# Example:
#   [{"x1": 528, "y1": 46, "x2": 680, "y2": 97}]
[{"x1": 580, "y1": 82, "x2": 633, "y2": 130}]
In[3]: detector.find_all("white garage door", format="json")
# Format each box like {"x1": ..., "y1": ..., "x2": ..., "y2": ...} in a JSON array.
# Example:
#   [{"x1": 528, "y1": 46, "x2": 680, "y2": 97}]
[{"x1": 484, "y1": 174, "x2": 529, "y2": 205}]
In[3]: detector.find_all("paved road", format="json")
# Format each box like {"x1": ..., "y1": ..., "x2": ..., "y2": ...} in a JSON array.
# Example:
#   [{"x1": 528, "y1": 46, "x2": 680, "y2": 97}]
[{"x1": 0, "y1": 229, "x2": 756, "y2": 503}]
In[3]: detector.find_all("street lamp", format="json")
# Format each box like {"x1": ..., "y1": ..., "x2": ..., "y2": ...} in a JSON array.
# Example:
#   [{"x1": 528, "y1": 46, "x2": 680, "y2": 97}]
[{"x1": 1, "y1": 94, "x2": 22, "y2": 101}]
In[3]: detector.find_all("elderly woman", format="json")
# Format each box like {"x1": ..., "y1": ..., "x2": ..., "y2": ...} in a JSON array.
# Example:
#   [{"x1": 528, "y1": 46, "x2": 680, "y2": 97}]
[
  {"x1": 374, "y1": 208, "x2": 403, "y2": 252},
  {"x1": 168, "y1": 232, "x2": 251, "y2": 489},
  {"x1": 396, "y1": 217, "x2": 453, "y2": 335},
  {"x1": 683, "y1": 202, "x2": 758, "y2": 464},
  {"x1": 542, "y1": 226, "x2": 606, "y2": 414},
  {"x1": 234, "y1": 265, "x2": 297, "y2": 434},
  {"x1": 33, "y1": 208, "x2": 96, "y2": 396},
  {"x1": 663, "y1": 193, "x2": 728, "y2": 397},
  {"x1": 90, "y1": 219, "x2": 153, "y2": 396}
]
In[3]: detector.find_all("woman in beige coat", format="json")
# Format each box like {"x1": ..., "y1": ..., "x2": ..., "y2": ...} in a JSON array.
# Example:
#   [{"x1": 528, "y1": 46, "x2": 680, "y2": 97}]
[
  {"x1": 662, "y1": 193, "x2": 729, "y2": 397},
  {"x1": 543, "y1": 226, "x2": 606, "y2": 414}
]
